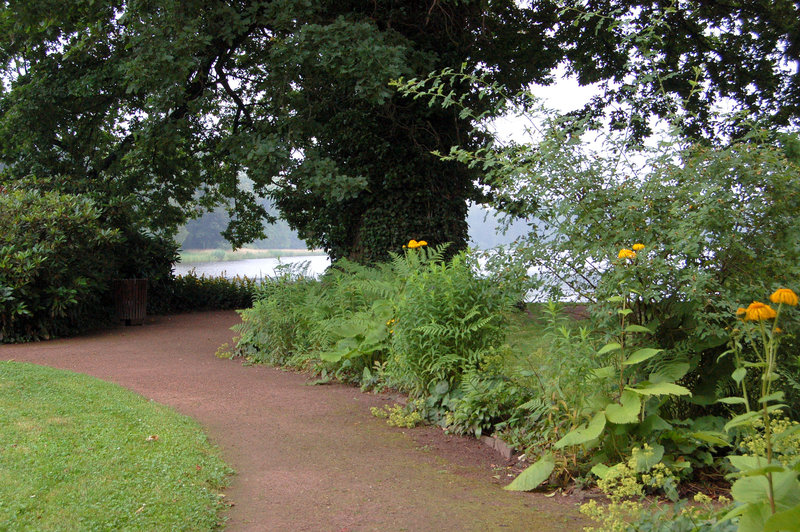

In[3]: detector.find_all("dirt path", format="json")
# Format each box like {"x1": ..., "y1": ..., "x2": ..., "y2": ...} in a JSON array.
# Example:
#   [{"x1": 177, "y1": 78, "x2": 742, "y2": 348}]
[{"x1": 2, "y1": 312, "x2": 587, "y2": 531}]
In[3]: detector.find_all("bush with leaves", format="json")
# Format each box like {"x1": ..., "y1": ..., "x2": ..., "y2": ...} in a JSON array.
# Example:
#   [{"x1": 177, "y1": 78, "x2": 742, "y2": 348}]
[
  {"x1": 397, "y1": 63, "x2": 800, "y2": 413},
  {"x1": 447, "y1": 369, "x2": 533, "y2": 440},
  {"x1": 391, "y1": 8, "x2": 800, "y2": 526},
  {"x1": 234, "y1": 243, "x2": 522, "y2": 417},
  {"x1": 167, "y1": 272, "x2": 257, "y2": 312},
  {"x1": 0, "y1": 188, "x2": 119, "y2": 342},
  {"x1": 112, "y1": 227, "x2": 181, "y2": 316},
  {"x1": 234, "y1": 263, "x2": 319, "y2": 367},
  {"x1": 387, "y1": 246, "x2": 518, "y2": 401},
  {"x1": 310, "y1": 258, "x2": 400, "y2": 384}
]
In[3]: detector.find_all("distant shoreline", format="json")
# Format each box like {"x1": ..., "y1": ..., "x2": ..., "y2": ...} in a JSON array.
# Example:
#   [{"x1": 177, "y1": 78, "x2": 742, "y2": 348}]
[{"x1": 179, "y1": 248, "x2": 326, "y2": 264}]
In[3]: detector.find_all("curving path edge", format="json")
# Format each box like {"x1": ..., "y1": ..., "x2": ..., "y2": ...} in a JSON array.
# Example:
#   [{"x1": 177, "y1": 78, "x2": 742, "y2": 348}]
[{"x1": 2, "y1": 311, "x2": 586, "y2": 531}]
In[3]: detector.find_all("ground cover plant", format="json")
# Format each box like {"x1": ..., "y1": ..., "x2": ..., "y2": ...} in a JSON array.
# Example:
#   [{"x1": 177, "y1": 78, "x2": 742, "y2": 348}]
[{"x1": 0, "y1": 361, "x2": 232, "y2": 530}]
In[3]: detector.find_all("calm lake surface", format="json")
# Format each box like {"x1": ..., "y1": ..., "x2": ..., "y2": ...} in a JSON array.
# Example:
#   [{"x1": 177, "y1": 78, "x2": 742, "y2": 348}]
[{"x1": 173, "y1": 254, "x2": 331, "y2": 279}]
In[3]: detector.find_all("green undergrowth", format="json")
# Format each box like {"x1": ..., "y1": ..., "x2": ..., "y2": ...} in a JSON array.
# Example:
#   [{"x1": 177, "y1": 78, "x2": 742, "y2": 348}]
[
  {"x1": 231, "y1": 242, "x2": 800, "y2": 530},
  {"x1": 0, "y1": 361, "x2": 233, "y2": 530}
]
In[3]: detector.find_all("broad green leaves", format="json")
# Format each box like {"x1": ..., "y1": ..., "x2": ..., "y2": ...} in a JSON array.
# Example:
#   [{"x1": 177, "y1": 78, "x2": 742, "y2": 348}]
[
  {"x1": 597, "y1": 342, "x2": 622, "y2": 355},
  {"x1": 626, "y1": 382, "x2": 691, "y2": 396},
  {"x1": 623, "y1": 348, "x2": 662, "y2": 366},
  {"x1": 319, "y1": 299, "x2": 392, "y2": 363},
  {"x1": 504, "y1": 453, "x2": 555, "y2": 491},
  {"x1": 764, "y1": 504, "x2": 800, "y2": 532},
  {"x1": 555, "y1": 412, "x2": 606, "y2": 448},
  {"x1": 605, "y1": 390, "x2": 641, "y2": 424}
]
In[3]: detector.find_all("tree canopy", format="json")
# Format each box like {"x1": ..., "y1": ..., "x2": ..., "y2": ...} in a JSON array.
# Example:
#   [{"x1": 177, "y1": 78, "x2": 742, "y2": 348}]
[
  {"x1": 555, "y1": 0, "x2": 800, "y2": 140},
  {"x1": 1, "y1": 0, "x2": 798, "y2": 262},
  {"x1": 0, "y1": 0, "x2": 561, "y2": 261}
]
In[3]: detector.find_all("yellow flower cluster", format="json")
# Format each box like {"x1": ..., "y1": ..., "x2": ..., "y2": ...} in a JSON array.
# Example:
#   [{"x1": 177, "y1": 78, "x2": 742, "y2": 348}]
[
  {"x1": 740, "y1": 414, "x2": 800, "y2": 468},
  {"x1": 406, "y1": 239, "x2": 428, "y2": 249},
  {"x1": 580, "y1": 499, "x2": 643, "y2": 532},
  {"x1": 617, "y1": 243, "x2": 644, "y2": 261},
  {"x1": 737, "y1": 288, "x2": 797, "y2": 321}
]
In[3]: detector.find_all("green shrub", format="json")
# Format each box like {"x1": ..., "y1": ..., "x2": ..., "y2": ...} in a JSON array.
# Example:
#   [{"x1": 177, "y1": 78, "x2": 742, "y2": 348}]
[
  {"x1": 234, "y1": 245, "x2": 522, "y2": 407},
  {"x1": 478, "y1": 130, "x2": 800, "y2": 415},
  {"x1": 168, "y1": 271, "x2": 257, "y2": 312},
  {"x1": 309, "y1": 258, "x2": 399, "y2": 383},
  {"x1": 0, "y1": 189, "x2": 119, "y2": 342},
  {"x1": 396, "y1": 67, "x2": 800, "y2": 418},
  {"x1": 493, "y1": 304, "x2": 601, "y2": 454},
  {"x1": 0, "y1": 182, "x2": 235, "y2": 341},
  {"x1": 109, "y1": 226, "x2": 181, "y2": 315},
  {"x1": 448, "y1": 369, "x2": 533, "y2": 439},
  {"x1": 388, "y1": 248, "x2": 516, "y2": 397},
  {"x1": 234, "y1": 263, "x2": 319, "y2": 366}
]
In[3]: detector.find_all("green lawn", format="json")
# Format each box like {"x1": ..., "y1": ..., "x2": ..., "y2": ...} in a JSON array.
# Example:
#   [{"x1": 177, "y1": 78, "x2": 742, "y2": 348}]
[{"x1": 0, "y1": 361, "x2": 232, "y2": 530}]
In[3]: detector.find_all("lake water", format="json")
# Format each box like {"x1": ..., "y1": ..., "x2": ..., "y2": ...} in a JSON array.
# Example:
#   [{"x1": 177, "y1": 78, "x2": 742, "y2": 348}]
[{"x1": 173, "y1": 255, "x2": 331, "y2": 279}]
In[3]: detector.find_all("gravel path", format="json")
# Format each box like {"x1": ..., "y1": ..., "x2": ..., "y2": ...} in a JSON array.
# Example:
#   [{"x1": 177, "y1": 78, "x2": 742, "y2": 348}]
[{"x1": 2, "y1": 311, "x2": 586, "y2": 531}]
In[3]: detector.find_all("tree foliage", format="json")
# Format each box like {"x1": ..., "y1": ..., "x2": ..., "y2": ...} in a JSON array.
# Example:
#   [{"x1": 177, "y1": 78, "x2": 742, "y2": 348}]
[
  {"x1": 0, "y1": 0, "x2": 562, "y2": 261},
  {"x1": 554, "y1": 0, "x2": 800, "y2": 140},
  {"x1": 2, "y1": 1, "x2": 797, "y2": 263}
]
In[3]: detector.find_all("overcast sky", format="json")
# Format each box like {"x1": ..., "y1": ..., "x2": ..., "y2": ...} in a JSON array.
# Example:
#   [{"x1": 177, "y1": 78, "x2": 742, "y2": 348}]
[{"x1": 491, "y1": 67, "x2": 601, "y2": 143}]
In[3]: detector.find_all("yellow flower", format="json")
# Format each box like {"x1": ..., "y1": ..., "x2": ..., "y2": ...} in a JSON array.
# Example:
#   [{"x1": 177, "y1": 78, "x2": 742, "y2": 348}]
[
  {"x1": 632, "y1": 243, "x2": 645, "y2": 251},
  {"x1": 618, "y1": 248, "x2": 636, "y2": 260},
  {"x1": 744, "y1": 301, "x2": 777, "y2": 321},
  {"x1": 407, "y1": 239, "x2": 421, "y2": 249},
  {"x1": 418, "y1": 240, "x2": 428, "y2": 247},
  {"x1": 770, "y1": 288, "x2": 798, "y2": 306}
]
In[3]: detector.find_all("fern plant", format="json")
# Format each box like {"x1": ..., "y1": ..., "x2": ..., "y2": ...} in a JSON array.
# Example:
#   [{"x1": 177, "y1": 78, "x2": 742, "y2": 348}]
[{"x1": 387, "y1": 246, "x2": 518, "y2": 397}]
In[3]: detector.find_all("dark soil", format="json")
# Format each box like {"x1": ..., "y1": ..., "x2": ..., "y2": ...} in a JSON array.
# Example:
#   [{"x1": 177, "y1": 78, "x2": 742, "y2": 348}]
[{"x1": 2, "y1": 311, "x2": 588, "y2": 531}]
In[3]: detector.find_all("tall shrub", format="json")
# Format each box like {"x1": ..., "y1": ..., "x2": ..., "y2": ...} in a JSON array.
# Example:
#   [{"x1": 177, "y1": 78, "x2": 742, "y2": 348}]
[{"x1": 0, "y1": 188, "x2": 119, "y2": 342}]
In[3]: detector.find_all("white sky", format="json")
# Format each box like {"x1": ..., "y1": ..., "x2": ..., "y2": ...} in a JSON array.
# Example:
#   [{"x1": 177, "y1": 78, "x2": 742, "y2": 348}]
[{"x1": 491, "y1": 68, "x2": 601, "y2": 143}]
